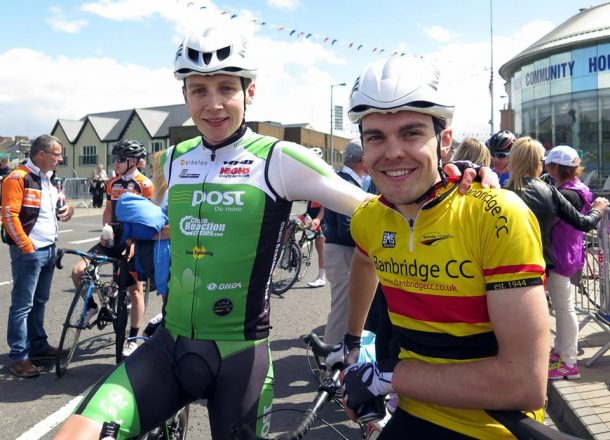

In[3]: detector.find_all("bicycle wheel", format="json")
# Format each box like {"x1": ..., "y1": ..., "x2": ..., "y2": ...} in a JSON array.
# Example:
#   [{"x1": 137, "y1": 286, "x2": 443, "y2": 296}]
[
  {"x1": 114, "y1": 285, "x2": 129, "y2": 364},
  {"x1": 298, "y1": 238, "x2": 313, "y2": 281},
  {"x1": 272, "y1": 242, "x2": 301, "y2": 294},
  {"x1": 56, "y1": 280, "x2": 90, "y2": 376}
]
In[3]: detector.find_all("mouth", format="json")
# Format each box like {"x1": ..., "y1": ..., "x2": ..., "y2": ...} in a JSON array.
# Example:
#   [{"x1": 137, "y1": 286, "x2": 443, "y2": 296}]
[
  {"x1": 382, "y1": 169, "x2": 414, "y2": 178},
  {"x1": 204, "y1": 117, "x2": 228, "y2": 127}
]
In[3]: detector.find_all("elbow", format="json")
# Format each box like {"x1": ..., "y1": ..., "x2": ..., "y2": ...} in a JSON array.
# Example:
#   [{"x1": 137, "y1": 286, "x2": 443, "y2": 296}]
[{"x1": 505, "y1": 376, "x2": 547, "y2": 411}]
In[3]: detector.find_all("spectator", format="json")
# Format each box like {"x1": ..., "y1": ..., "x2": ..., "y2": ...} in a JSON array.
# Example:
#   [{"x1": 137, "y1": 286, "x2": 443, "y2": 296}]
[
  {"x1": 137, "y1": 158, "x2": 148, "y2": 177},
  {"x1": 453, "y1": 137, "x2": 491, "y2": 167},
  {"x1": 323, "y1": 138, "x2": 369, "y2": 345},
  {"x1": 505, "y1": 137, "x2": 608, "y2": 280},
  {"x1": 89, "y1": 163, "x2": 108, "y2": 208},
  {"x1": 0, "y1": 158, "x2": 11, "y2": 177},
  {"x1": 544, "y1": 145, "x2": 597, "y2": 380},
  {"x1": 486, "y1": 130, "x2": 516, "y2": 187},
  {"x1": 1, "y1": 134, "x2": 75, "y2": 378},
  {"x1": 306, "y1": 147, "x2": 327, "y2": 288}
]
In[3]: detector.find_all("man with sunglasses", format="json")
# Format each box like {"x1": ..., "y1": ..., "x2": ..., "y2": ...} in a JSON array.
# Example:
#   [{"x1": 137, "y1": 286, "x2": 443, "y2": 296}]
[
  {"x1": 2, "y1": 135, "x2": 75, "y2": 377},
  {"x1": 486, "y1": 130, "x2": 516, "y2": 187},
  {"x1": 70, "y1": 139, "x2": 154, "y2": 358}
]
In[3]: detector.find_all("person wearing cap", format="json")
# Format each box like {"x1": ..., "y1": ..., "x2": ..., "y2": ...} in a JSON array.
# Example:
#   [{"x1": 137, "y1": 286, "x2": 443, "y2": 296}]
[
  {"x1": 544, "y1": 145, "x2": 595, "y2": 380},
  {"x1": 322, "y1": 138, "x2": 368, "y2": 346},
  {"x1": 55, "y1": 26, "x2": 494, "y2": 440},
  {"x1": 327, "y1": 56, "x2": 551, "y2": 437}
]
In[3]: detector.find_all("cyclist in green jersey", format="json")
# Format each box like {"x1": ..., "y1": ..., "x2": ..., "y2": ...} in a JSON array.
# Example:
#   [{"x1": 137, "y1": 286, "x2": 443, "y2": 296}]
[{"x1": 55, "y1": 27, "x2": 494, "y2": 440}]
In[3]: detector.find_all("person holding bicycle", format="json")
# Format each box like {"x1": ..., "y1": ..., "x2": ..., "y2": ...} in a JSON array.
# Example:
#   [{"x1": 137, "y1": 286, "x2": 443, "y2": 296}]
[
  {"x1": 55, "y1": 27, "x2": 494, "y2": 440},
  {"x1": 70, "y1": 139, "x2": 154, "y2": 358},
  {"x1": 330, "y1": 56, "x2": 550, "y2": 438}
]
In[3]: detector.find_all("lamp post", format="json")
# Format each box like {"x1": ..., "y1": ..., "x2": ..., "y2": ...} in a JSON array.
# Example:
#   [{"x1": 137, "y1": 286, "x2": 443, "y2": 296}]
[{"x1": 330, "y1": 82, "x2": 346, "y2": 168}]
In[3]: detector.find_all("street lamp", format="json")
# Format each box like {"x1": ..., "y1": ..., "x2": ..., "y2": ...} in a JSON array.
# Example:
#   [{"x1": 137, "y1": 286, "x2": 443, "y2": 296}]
[{"x1": 330, "y1": 82, "x2": 347, "y2": 168}]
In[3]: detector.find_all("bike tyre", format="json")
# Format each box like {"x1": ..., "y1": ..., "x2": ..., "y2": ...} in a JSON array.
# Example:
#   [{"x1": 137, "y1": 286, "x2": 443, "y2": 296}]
[
  {"x1": 272, "y1": 242, "x2": 301, "y2": 294},
  {"x1": 297, "y1": 239, "x2": 313, "y2": 281},
  {"x1": 113, "y1": 285, "x2": 129, "y2": 364},
  {"x1": 56, "y1": 280, "x2": 89, "y2": 377},
  {"x1": 138, "y1": 405, "x2": 189, "y2": 440}
]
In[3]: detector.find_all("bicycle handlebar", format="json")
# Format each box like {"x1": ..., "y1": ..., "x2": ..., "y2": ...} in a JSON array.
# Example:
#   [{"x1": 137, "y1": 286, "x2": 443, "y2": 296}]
[
  {"x1": 55, "y1": 248, "x2": 119, "y2": 270},
  {"x1": 232, "y1": 333, "x2": 341, "y2": 440}
]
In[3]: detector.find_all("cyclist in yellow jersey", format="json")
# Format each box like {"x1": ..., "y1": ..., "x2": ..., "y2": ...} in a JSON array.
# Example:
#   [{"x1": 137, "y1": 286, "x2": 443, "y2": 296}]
[{"x1": 328, "y1": 56, "x2": 549, "y2": 439}]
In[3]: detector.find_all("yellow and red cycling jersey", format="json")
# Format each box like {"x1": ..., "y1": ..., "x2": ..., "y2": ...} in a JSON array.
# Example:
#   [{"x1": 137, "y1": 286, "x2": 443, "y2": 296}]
[{"x1": 351, "y1": 181, "x2": 546, "y2": 439}]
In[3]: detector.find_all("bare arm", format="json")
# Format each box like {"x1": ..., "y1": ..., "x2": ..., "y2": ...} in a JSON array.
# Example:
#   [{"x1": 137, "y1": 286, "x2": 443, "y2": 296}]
[
  {"x1": 346, "y1": 249, "x2": 380, "y2": 336},
  {"x1": 391, "y1": 285, "x2": 549, "y2": 410}
]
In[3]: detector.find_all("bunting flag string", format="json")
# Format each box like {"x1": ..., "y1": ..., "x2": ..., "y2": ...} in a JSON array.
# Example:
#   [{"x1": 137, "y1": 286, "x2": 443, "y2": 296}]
[{"x1": 179, "y1": 0, "x2": 492, "y2": 75}]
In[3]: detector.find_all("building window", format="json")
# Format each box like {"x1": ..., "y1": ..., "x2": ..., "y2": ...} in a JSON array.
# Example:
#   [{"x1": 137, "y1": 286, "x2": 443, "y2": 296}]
[
  {"x1": 80, "y1": 145, "x2": 98, "y2": 166},
  {"x1": 150, "y1": 140, "x2": 164, "y2": 153}
]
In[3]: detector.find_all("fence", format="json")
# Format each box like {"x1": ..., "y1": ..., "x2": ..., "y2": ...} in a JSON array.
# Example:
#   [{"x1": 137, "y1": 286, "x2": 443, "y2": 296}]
[
  {"x1": 62, "y1": 177, "x2": 92, "y2": 208},
  {"x1": 573, "y1": 214, "x2": 610, "y2": 366}
]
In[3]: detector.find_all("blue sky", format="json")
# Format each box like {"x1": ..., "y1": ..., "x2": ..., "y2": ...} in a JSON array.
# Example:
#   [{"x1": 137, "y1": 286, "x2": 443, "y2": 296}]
[{"x1": 0, "y1": 0, "x2": 602, "y2": 141}]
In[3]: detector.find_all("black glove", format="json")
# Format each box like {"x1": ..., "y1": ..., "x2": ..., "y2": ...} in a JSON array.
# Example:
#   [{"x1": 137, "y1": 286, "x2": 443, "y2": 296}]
[
  {"x1": 342, "y1": 359, "x2": 398, "y2": 410},
  {"x1": 450, "y1": 160, "x2": 481, "y2": 181},
  {"x1": 325, "y1": 332, "x2": 361, "y2": 370}
]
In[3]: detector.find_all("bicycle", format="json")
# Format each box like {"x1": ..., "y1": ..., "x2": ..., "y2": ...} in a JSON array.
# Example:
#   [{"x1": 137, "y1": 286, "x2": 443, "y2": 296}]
[
  {"x1": 54, "y1": 248, "x2": 130, "y2": 376},
  {"x1": 271, "y1": 217, "x2": 319, "y2": 295}
]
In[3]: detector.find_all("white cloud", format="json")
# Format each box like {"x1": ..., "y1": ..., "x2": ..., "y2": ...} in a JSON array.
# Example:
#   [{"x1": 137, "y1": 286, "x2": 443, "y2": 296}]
[
  {"x1": 267, "y1": 0, "x2": 300, "y2": 9},
  {"x1": 0, "y1": 48, "x2": 180, "y2": 137},
  {"x1": 419, "y1": 24, "x2": 458, "y2": 43},
  {"x1": 46, "y1": 6, "x2": 88, "y2": 34}
]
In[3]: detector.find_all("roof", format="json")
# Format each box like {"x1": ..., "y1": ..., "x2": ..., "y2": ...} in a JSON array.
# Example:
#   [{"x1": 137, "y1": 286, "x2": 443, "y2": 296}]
[
  {"x1": 500, "y1": 3, "x2": 610, "y2": 79},
  {"x1": 53, "y1": 104, "x2": 190, "y2": 144}
]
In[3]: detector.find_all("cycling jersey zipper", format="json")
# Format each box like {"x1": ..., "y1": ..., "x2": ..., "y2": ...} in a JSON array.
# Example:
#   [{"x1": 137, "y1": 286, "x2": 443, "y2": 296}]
[{"x1": 407, "y1": 218, "x2": 415, "y2": 252}]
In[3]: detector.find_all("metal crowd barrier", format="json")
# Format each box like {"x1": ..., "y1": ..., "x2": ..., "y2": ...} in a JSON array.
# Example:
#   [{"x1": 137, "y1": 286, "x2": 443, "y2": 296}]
[
  {"x1": 62, "y1": 177, "x2": 92, "y2": 208},
  {"x1": 573, "y1": 213, "x2": 610, "y2": 366}
]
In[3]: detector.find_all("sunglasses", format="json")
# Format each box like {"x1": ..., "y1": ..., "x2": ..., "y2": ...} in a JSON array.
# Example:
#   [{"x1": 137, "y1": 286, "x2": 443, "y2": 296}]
[
  {"x1": 492, "y1": 152, "x2": 510, "y2": 159},
  {"x1": 112, "y1": 156, "x2": 130, "y2": 163}
]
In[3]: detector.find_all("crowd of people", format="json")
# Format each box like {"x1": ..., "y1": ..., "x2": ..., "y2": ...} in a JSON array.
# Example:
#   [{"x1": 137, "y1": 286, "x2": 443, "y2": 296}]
[{"x1": 1, "y1": 23, "x2": 608, "y2": 440}]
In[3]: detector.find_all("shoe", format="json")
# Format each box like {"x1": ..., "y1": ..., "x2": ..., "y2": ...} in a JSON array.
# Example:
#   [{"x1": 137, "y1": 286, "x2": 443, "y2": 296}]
[
  {"x1": 79, "y1": 305, "x2": 98, "y2": 327},
  {"x1": 549, "y1": 361, "x2": 581, "y2": 380},
  {"x1": 549, "y1": 350, "x2": 560, "y2": 364},
  {"x1": 307, "y1": 277, "x2": 326, "y2": 288},
  {"x1": 122, "y1": 341, "x2": 138, "y2": 358},
  {"x1": 29, "y1": 345, "x2": 69, "y2": 361},
  {"x1": 9, "y1": 359, "x2": 42, "y2": 378}
]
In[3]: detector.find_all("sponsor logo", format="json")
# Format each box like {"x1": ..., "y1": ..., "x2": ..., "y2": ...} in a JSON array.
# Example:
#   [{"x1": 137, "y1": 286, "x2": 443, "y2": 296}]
[
  {"x1": 179, "y1": 216, "x2": 226, "y2": 237},
  {"x1": 187, "y1": 245, "x2": 213, "y2": 260},
  {"x1": 219, "y1": 160, "x2": 253, "y2": 178},
  {"x1": 213, "y1": 298, "x2": 233, "y2": 316},
  {"x1": 419, "y1": 232, "x2": 453, "y2": 246},
  {"x1": 179, "y1": 168, "x2": 201, "y2": 179},
  {"x1": 382, "y1": 231, "x2": 396, "y2": 248},
  {"x1": 206, "y1": 282, "x2": 242, "y2": 291},
  {"x1": 373, "y1": 256, "x2": 474, "y2": 282},
  {"x1": 179, "y1": 159, "x2": 207, "y2": 166},
  {"x1": 191, "y1": 190, "x2": 245, "y2": 207}
]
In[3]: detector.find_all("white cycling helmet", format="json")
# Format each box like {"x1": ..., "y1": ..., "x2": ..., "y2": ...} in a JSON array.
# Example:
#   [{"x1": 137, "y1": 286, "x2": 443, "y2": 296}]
[
  {"x1": 174, "y1": 27, "x2": 257, "y2": 80},
  {"x1": 311, "y1": 147, "x2": 323, "y2": 158},
  {"x1": 348, "y1": 56, "x2": 454, "y2": 126}
]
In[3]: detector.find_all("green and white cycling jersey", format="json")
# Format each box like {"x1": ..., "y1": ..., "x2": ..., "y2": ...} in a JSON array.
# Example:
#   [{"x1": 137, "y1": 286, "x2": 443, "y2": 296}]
[{"x1": 161, "y1": 129, "x2": 367, "y2": 341}]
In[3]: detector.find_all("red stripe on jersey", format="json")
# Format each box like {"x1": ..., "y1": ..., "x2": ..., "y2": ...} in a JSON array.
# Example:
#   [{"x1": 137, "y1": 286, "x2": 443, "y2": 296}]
[
  {"x1": 483, "y1": 264, "x2": 544, "y2": 276},
  {"x1": 383, "y1": 286, "x2": 490, "y2": 324}
]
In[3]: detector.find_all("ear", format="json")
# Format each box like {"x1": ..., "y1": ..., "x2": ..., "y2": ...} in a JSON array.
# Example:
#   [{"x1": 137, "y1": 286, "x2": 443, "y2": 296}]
[
  {"x1": 439, "y1": 129, "x2": 453, "y2": 158},
  {"x1": 245, "y1": 82, "x2": 256, "y2": 105}
]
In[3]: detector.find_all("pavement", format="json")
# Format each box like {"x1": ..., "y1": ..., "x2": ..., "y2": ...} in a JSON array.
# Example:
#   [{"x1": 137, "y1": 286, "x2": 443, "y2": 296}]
[{"x1": 69, "y1": 202, "x2": 610, "y2": 439}]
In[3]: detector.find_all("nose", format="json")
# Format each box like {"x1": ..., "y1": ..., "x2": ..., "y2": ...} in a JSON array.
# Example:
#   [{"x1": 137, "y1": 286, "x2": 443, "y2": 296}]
[
  {"x1": 383, "y1": 136, "x2": 405, "y2": 160},
  {"x1": 204, "y1": 91, "x2": 224, "y2": 110}
]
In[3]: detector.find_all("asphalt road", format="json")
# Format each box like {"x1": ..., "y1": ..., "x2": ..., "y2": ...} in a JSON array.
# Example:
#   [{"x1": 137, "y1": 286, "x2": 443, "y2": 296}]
[{"x1": 0, "y1": 204, "x2": 363, "y2": 440}]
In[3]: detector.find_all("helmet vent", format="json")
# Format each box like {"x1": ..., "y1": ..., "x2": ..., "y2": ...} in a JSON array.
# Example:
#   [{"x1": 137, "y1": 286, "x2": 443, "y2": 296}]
[
  {"x1": 202, "y1": 51, "x2": 212, "y2": 65},
  {"x1": 188, "y1": 48, "x2": 199, "y2": 63},
  {"x1": 217, "y1": 46, "x2": 231, "y2": 62}
]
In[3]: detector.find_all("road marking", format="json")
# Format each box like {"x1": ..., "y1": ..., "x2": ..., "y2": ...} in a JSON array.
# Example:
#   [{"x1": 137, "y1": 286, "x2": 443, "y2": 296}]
[
  {"x1": 16, "y1": 395, "x2": 82, "y2": 440},
  {"x1": 69, "y1": 237, "x2": 100, "y2": 244},
  {"x1": 59, "y1": 229, "x2": 74, "y2": 234},
  {"x1": 0, "y1": 281, "x2": 12, "y2": 286}
]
